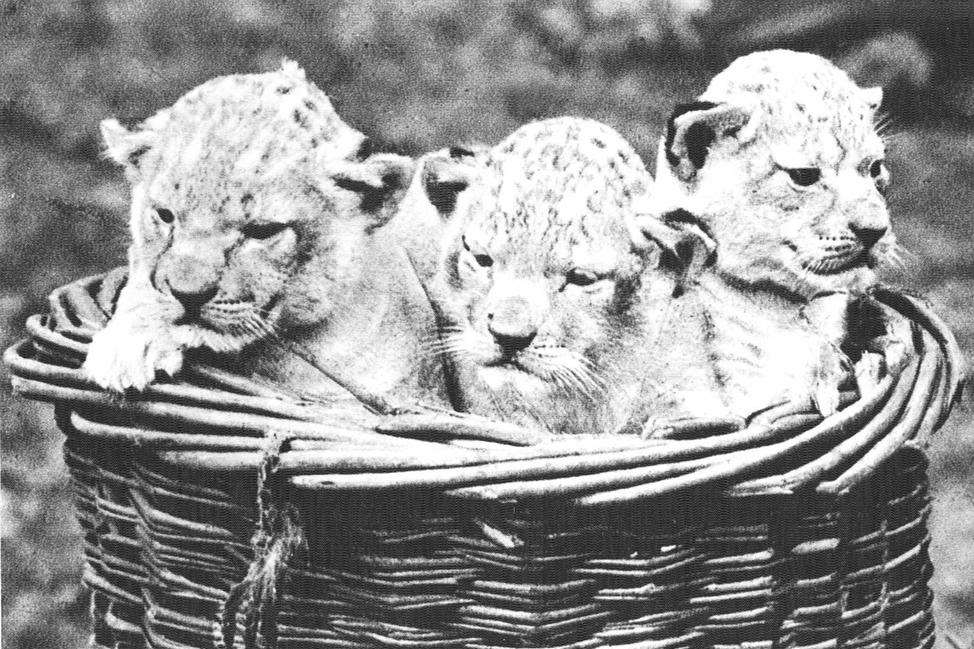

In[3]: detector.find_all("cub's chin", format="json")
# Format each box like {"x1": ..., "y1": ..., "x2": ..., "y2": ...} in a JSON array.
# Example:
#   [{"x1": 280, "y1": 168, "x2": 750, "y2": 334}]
[
  {"x1": 174, "y1": 321, "x2": 268, "y2": 354},
  {"x1": 768, "y1": 247, "x2": 879, "y2": 298},
  {"x1": 794, "y1": 260, "x2": 878, "y2": 297},
  {"x1": 475, "y1": 363, "x2": 551, "y2": 396}
]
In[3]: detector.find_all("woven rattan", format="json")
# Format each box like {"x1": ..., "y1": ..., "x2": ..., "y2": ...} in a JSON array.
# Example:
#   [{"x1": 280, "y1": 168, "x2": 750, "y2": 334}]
[{"x1": 5, "y1": 269, "x2": 964, "y2": 649}]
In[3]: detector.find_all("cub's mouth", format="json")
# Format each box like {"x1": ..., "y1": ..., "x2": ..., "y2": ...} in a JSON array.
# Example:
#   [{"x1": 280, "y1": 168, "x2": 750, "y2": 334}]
[
  {"x1": 802, "y1": 251, "x2": 870, "y2": 275},
  {"x1": 786, "y1": 242, "x2": 876, "y2": 276},
  {"x1": 173, "y1": 293, "x2": 283, "y2": 341},
  {"x1": 483, "y1": 355, "x2": 534, "y2": 374}
]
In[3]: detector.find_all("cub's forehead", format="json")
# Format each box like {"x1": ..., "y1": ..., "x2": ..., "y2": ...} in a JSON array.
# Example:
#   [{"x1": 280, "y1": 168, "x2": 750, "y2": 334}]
[
  {"x1": 463, "y1": 118, "x2": 648, "y2": 266},
  {"x1": 143, "y1": 63, "x2": 363, "y2": 201},
  {"x1": 752, "y1": 96, "x2": 883, "y2": 169},
  {"x1": 164, "y1": 64, "x2": 359, "y2": 150},
  {"x1": 704, "y1": 50, "x2": 884, "y2": 166}
]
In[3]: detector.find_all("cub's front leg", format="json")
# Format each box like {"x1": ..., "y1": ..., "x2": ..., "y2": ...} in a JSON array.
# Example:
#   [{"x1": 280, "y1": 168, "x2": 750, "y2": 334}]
[{"x1": 82, "y1": 278, "x2": 186, "y2": 392}]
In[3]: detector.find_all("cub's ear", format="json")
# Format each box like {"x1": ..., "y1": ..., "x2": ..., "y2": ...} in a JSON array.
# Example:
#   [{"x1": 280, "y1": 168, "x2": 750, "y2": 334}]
[
  {"x1": 100, "y1": 118, "x2": 157, "y2": 176},
  {"x1": 861, "y1": 86, "x2": 883, "y2": 112},
  {"x1": 664, "y1": 100, "x2": 758, "y2": 182},
  {"x1": 630, "y1": 209, "x2": 717, "y2": 296},
  {"x1": 422, "y1": 146, "x2": 482, "y2": 217},
  {"x1": 328, "y1": 153, "x2": 415, "y2": 231}
]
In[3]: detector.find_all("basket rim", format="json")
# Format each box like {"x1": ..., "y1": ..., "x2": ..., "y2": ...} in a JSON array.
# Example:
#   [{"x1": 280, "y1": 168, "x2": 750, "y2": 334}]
[{"x1": 6, "y1": 268, "x2": 966, "y2": 505}]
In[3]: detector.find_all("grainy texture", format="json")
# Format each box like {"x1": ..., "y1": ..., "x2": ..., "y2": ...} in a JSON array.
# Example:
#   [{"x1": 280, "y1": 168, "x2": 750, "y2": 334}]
[
  {"x1": 1, "y1": 2, "x2": 971, "y2": 648},
  {"x1": 2, "y1": 259, "x2": 960, "y2": 648}
]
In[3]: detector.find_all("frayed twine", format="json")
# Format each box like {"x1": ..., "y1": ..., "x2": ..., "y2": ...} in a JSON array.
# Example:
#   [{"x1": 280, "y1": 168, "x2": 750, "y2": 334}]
[{"x1": 218, "y1": 433, "x2": 305, "y2": 649}]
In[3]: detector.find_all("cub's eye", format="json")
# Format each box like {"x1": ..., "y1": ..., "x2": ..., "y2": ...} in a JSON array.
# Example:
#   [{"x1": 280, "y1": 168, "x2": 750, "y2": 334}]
[
  {"x1": 869, "y1": 159, "x2": 887, "y2": 179},
  {"x1": 155, "y1": 208, "x2": 175, "y2": 224},
  {"x1": 474, "y1": 253, "x2": 493, "y2": 268},
  {"x1": 462, "y1": 235, "x2": 493, "y2": 268},
  {"x1": 242, "y1": 221, "x2": 290, "y2": 240},
  {"x1": 785, "y1": 168, "x2": 821, "y2": 187},
  {"x1": 566, "y1": 268, "x2": 599, "y2": 287}
]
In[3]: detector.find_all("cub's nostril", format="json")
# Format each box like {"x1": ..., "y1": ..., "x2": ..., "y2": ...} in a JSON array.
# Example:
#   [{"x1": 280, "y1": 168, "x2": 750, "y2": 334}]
[
  {"x1": 850, "y1": 225, "x2": 887, "y2": 248},
  {"x1": 490, "y1": 330, "x2": 537, "y2": 353},
  {"x1": 170, "y1": 283, "x2": 218, "y2": 313}
]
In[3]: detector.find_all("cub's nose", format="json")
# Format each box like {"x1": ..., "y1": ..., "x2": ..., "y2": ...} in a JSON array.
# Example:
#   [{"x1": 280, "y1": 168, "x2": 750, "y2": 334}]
[
  {"x1": 489, "y1": 327, "x2": 537, "y2": 354},
  {"x1": 851, "y1": 224, "x2": 887, "y2": 248},
  {"x1": 487, "y1": 301, "x2": 537, "y2": 353},
  {"x1": 169, "y1": 282, "x2": 219, "y2": 314}
]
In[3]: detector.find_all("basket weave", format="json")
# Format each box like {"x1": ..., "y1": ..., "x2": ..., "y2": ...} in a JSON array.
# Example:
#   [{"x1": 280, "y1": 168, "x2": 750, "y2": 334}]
[{"x1": 5, "y1": 269, "x2": 964, "y2": 649}]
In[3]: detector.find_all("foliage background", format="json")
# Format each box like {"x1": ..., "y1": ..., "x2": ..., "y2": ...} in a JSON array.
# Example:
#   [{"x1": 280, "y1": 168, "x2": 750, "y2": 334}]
[{"x1": 1, "y1": 1, "x2": 971, "y2": 647}]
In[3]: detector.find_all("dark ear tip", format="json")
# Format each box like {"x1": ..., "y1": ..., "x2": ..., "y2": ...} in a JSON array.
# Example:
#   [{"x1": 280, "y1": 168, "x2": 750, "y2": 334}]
[
  {"x1": 664, "y1": 100, "x2": 720, "y2": 172},
  {"x1": 381, "y1": 169, "x2": 405, "y2": 191},
  {"x1": 355, "y1": 137, "x2": 375, "y2": 160},
  {"x1": 425, "y1": 180, "x2": 469, "y2": 214},
  {"x1": 332, "y1": 175, "x2": 377, "y2": 197},
  {"x1": 448, "y1": 145, "x2": 475, "y2": 158},
  {"x1": 126, "y1": 145, "x2": 151, "y2": 168}
]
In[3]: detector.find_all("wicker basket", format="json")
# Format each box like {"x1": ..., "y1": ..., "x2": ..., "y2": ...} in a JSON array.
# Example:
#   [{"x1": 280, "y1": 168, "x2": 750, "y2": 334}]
[{"x1": 5, "y1": 269, "x2": 964, "y2": 649}]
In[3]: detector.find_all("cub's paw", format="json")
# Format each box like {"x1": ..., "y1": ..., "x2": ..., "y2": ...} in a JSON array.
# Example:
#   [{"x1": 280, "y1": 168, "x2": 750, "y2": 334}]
[
  {"x1": 83, "y1": 327, "x2": 183, "y2": 393},
  {"x1": 810, "y1": 346, "x2": 851, "y2": 417},
  {"x1": 854, "y1": 351, "x2": 885, "y2": 398}
]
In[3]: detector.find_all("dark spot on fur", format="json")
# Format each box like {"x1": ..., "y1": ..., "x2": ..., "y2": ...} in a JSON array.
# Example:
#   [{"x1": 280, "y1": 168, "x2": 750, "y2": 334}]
[
  {"x1": 304, "y1": 99, "x2": 316, "y2": 111},
  {"x1": 241, "y1": 192, "x2": 254, "y2": 205},
  {"x1": 660, "y1": 208, "x2": 718, "y2": 268},
  {"x1": 355, "y1": 138, "x2": 374, "y2": 160},
  {"x1": 445, "y1": 249, "x2": 462, "y2": 287},
  {"x1": 425, "y1": 179, "x2": 468, "y2": 215},
  {"x1": 293, "y1": 110, "x2": 308, "y2": 129},
  {"x1": 592, "y1": 137, "x2": 606, "y2": 149},
  {"x1": 662, "y1": 208, "x2": 713, "y2": 238},
  {"x1": 332, "y1": 174, "x2": 396, "y2": 214},
  {"x1": 612, "y1": 274, "x2": 641, "y2": 313},
  {"x1": 127, "y1": 145, "x2": 151, "y2": 168},
  {"x1": 665, "y1": 101, "x2": 718, "y2": 168},
  {"x1": 310, "y1": 137, "x2": 319, "y2": 148},
  {"x1": 449, "y1": 145, "x2": 475, "y2": 158},
  {"x1": 684, "y1": 122, "x2": 715, "y2": 169},
  {"x1": 276, "y1": 85, "x2": 292, "y2": 94},
  {"x1": 382, "y1": 171, "x2": 403, "y2": 191},
  {"x1": 173, "y1": 181, "x2": 181, "y2": 191}
]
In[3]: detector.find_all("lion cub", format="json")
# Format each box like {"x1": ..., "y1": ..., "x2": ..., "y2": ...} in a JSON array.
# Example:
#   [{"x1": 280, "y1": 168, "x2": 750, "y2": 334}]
[
  {"x1": 644, "y1": 49, "x2": 898, "y2": 419},
  {"x1": 422, "y1": 117, "x2": 698, "y2": 435},
  {"x1": 84, "y1": 61, "x2": 448, "y2": 406}
]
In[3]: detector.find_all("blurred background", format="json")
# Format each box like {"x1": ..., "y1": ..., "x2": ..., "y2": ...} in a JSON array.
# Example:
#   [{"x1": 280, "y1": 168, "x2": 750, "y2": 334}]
[{"x1": 1, "y1": 1, "x2": 971, "y2": 647}]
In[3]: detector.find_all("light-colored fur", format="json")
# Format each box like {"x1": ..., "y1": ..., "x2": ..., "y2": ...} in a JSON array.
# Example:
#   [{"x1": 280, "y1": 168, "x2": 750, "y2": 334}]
[
  {"x1": 644, "y1": 49, "x2": 897, "y2": 418},
  {"x1": 389, "y1": 145, "x2": 488, "y2": 284},
  {"x1": 83, "y1": 61, "x2": 448, "y2": 406},
  {"x1": 426, "y1": 117, "x2": 688, "y2": 435}
]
